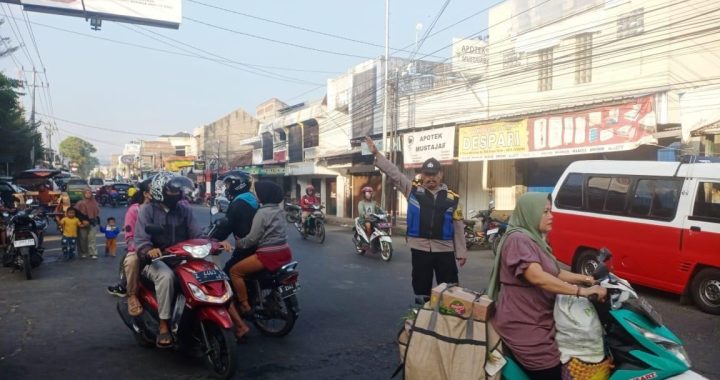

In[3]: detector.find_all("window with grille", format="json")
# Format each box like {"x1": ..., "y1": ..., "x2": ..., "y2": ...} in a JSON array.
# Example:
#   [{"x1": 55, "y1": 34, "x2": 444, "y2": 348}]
[
  {"x1": 575, "y1": 34, "x2": 592, "y2": 84},
  {"x1": 538, "y1": 48, "x2": 553, "y2": 91}
]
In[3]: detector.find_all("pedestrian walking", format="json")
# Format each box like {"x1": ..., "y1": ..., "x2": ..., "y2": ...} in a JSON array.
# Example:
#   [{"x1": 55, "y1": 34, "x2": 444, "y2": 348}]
[
  {"x1": 365, "y1": 136, "x2": 467, "y2": 304},
  {"x1": 100, "y1": 217, "x2": 121, "y2": 257},
  {"x1": 74, "y1": 188, "x2": 101, "y2": 259}
]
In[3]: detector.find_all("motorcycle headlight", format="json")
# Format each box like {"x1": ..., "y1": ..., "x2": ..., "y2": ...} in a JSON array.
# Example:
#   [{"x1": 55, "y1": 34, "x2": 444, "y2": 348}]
[
  {"x1": 183, "y1": 243, "x2": 211, "y2": 258},
  {"x1": 187, "y1": 282, "x2": 232, "y2": 304},
  {"x1": 628, "y1": 322, "x2": 691, "y2": 367}
]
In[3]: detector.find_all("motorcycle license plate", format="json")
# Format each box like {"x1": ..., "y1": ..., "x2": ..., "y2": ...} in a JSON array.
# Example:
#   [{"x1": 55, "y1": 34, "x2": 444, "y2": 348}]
[
  {"x1": 13, "y1": 238, "x2": 34, "y2": 248},
  {"x1": 487, "y1": 228, "x2": 499, "y2": 235},
  {"x1": 278, "y1": 283, "x2": 298, "y2": 299},
  {"x1": 376, "y1": 222, "x2": 392, "y2": 229},
  {"x1": 194, "y1": 269, "x2": 229, "y2": 284}
]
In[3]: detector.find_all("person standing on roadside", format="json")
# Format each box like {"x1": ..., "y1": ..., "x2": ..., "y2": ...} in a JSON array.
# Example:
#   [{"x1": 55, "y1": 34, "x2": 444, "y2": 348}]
[
  {"x1": 75, "y1": 188, "x2": 101, "y2": 259},
  {"x1": 365, "y1": 137, "x2": 467, "y2": 304}
]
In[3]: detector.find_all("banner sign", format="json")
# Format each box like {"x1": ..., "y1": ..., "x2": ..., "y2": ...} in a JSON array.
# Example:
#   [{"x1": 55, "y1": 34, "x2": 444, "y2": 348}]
[
  {"x1": 458, "y1": 96, "x2": 657, "y2": 161},
  {"x1": 458, "y1": 120, "x2": 529, "y2": 161},
  {"x1": 22, "y1": 0, "x2": 181, "y2": 29},
  {"x1": 403, "y1": 127, "x2": 456, "y2": 168},
  {"x1": 193, "y1": 161, "x2": 206, "y2": 171}
]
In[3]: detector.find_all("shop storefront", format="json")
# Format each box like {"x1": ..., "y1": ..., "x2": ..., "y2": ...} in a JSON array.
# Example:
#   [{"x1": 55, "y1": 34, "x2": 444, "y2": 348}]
[{"x1": 458, "y1": 96, "x2": 659, "y2": 210}]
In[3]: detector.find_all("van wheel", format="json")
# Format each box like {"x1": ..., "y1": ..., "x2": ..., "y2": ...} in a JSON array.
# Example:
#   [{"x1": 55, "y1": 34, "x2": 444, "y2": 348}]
[
  {"x1": 690, "y1": 268, "x2": 720, "y2": 315},
  {"x1": 573, "y1": 249, "x2": 599, "y2": 276}
]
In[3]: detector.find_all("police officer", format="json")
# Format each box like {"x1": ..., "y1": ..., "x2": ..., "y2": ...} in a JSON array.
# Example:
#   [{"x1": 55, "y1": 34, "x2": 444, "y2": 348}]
[{"x1": 365, "y1": 137, "x2": 467, "y2": 303}]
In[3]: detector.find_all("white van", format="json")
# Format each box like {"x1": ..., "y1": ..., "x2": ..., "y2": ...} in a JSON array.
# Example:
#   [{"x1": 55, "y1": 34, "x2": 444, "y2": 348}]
[{"x1": 550, "y1": 160, "x2": 720, "y2": 314}]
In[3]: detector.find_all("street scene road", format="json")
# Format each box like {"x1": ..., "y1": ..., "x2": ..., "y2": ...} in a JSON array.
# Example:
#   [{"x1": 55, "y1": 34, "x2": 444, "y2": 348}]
[{"x1": 0, "y1": 205, "x2": 718, "y2": 380}]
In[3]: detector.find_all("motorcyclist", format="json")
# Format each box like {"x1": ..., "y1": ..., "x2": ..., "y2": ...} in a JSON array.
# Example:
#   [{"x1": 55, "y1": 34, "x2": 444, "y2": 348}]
[
  {"x1": 300, "y1": 185, "x2": 319, "y2": 232},
  {"x1": 358, "y1": 186, "x2": 383, "y2": 237},
  {"x1": 134, "y1": 172, "x2": 203, "y2": 348},
  {"x1": 210, "y1": 170, "x2": 259, "y2": 338}
]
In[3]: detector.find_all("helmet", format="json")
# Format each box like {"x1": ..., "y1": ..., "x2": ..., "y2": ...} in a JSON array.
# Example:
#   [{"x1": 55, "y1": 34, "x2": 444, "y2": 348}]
[
  {"x1": 221, "y1": 170, "x2": 252, "y2": 199},
  {"x1": 138, "y1": 178, "x2": 152, "y2": 193},
  {"x1": 150, "y1": 173, "x2": 193, "y2": 202},
  {"x1": 361, "y1": 186, "x2": 373, "y2": 194},
  {"x1": 305, "y1": 185, "x2": 315, "y2": 195}
]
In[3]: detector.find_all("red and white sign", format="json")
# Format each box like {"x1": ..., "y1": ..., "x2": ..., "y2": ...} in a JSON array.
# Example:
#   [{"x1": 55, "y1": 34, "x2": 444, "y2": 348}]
[{"x1": 528, "y1": 96, "x2": 657, "y2": 158}]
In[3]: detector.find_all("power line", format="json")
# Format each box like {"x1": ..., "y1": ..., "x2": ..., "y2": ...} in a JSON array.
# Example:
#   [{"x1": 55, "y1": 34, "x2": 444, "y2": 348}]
[
  {"x1": 184, "y1": 16, "x2": 373, "y2": 59},
  {"x1": 36, "y1": 113, "x2": 163, "y2": 137},
  {"x1": 409, "y1": 0, "x2": 452, "y2": 61}
]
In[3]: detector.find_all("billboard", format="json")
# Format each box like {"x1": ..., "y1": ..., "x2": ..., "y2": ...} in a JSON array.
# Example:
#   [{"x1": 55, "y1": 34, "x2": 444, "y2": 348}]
[
  {"x1": 403, "y1": 127, "x2": 456, "y2": 168},
  {"x1": 458, "y1": 96, "x2": 657, "y2": 161},
  {"x1": 21, "y1": 0, "x2": 181, "y2": 29}
]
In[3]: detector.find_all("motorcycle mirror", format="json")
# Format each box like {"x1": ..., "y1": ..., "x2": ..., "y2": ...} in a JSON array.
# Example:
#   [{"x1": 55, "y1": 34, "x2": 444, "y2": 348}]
[
  {"x1": 145, "y1": 224, "x2": 165, "y2": 236},
  {"x1": 210, "y1": 206, "x2": 219, "y2": 215}
]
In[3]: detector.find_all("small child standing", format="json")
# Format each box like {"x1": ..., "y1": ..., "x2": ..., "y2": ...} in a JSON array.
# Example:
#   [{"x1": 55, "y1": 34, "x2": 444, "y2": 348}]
[
  {"x1": 100, "y1": 217, "x2": 121, "y2": 257},
  {"x1": 59, "y1": 208, "x2": 82, "y2": 261}
]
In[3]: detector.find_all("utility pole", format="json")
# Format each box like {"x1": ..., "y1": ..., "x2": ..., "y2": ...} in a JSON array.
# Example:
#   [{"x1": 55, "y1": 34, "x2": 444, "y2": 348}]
[
  {"x1": 381, "y1": 0, "x2": 390, "y2": 210},
  {"x1": 30, "y1": 68, "x2": 36, "y2": 166}
]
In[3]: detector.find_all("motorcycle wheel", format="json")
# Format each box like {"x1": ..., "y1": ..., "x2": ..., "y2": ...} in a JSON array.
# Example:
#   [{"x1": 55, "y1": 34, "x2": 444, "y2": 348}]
[
  {"x1": 315, "y1": 222, "x2": 325, "y2": 243},
  {"x1": 286, "y1": 212, "x2": 295, "y2": 223},
  {"x1": 353, "y1": 233, "x2": 366, "y2": 255},
  {"x1": 203, "y1": 322, "x2": 238, "y2": 380},
  {"x1": 253, "y1": 290, "x2": 297, "y2": 337},
  {"x1": 133, "y1": 332, "x2": 154, "y2": 348},
  {"x1": 379, "y1": 241, "x2": 393, "y2": 262},
  {"x1": 21, "y1": 248, "x2": 32, "y2": 280}
]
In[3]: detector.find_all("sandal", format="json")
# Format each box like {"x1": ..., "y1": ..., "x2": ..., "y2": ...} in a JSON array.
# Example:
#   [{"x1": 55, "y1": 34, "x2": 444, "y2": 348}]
[
  {"x1": 128, "y1": 295, "x2": 143, "y2": 317},
  {"x1": 156, "y1": 332, "x2": 173, "y2": 348}
]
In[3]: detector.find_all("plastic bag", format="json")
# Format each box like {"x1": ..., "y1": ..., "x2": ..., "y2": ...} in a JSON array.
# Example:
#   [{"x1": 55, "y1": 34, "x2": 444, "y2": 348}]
[{"x1": 554, "y1": 294, "x2": 604, "y2": 364}]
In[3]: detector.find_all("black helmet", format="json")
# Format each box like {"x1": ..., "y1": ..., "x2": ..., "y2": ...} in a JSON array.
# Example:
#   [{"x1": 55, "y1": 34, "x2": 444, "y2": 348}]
[
  {"x1": 221, "y1": 170, "x2": 252, "y2": 199},
  {"x1": 150, "y1": 173, "x2": 193, "y2": 208}
]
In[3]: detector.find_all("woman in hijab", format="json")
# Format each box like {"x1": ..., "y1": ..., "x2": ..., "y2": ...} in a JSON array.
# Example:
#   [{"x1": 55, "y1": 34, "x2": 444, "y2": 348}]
[
  {"x1": 488, "y1": 193, "x2": 606, "y2": 379},
  {"x1": 228, "y1": 181, "x2": 293, "y2": 338}
]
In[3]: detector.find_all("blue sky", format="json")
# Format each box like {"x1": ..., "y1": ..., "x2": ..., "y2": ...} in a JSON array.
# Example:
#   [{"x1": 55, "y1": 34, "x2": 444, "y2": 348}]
[{"x1": 0, "y1": 0, "x2": 492, "y2": 162}]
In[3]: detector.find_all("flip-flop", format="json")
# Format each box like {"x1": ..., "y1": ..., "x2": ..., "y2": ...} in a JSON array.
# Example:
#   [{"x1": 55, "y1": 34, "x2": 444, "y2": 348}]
[{"x1": 156, "y1": 332, "x2": 173, "y2": 348}]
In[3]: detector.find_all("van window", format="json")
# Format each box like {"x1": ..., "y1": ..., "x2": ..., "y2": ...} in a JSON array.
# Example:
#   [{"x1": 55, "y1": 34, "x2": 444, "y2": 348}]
[
  {"x1": 586, "y1": 177, "x2": 610, "y2": 212},
  {"x1": 556, "y1": 173, "x2": 583, "y2": 209},
  {"x1": 605, "y1": 177, "x2": 631, "y2": 213},
  {"x1": 629, "y1": 179, "x2": 682, "y2": 220},
  {"x1": 691, "y1": 182, "x2": 720, "y2": 223}
]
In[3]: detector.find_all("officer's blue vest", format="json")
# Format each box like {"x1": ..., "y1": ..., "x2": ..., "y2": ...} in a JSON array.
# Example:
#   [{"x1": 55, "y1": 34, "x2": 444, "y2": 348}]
[
  {"x1": 233, "y1": 192, "x2": 258, "y2": 210},
  {"x1": 406, "y1": 186, "x2": 458, "y2": 240}
]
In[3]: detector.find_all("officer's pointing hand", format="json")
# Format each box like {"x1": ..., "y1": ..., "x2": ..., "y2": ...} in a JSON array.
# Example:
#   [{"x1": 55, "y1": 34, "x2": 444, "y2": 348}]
[{"x1": 364, "y1": 136, "x2": 379, "y2": 155}]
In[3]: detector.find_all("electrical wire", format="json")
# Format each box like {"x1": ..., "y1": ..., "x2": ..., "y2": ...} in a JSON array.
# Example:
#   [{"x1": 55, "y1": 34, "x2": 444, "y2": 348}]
[{"x1": 36, "y1": 113, "x2": 164, "y2": 137}]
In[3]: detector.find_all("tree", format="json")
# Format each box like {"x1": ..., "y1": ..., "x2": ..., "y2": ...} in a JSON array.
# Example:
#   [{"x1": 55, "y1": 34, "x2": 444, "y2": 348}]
[
  {"x1": 0, "y1": 71, "x2": 43, "y2": 173},
  {"x1": 59, "y1": 137, "x2": 99, "y2": 178}
]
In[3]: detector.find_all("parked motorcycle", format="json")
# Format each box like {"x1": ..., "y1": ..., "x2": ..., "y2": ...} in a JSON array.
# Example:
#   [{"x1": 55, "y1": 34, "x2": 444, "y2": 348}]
[
  {"x1": 117, "y1": 225, "x2": 238, "y2": 379},
  {"x1": 206, "y1": 207, "x2": 301, "y2": 337},
  {"x1": 352, "y1": 212, "x2": 393, "y2": 261},
  {"x1": 294, "y1": 204, "x2": 325, "y2": 243},
  {"x1": 284, "y1": 202, "x2": 301, "y2": 224},
  {"x1": 1, "y1": 199, "x2": 47, "y2": 280},
  {"x1": 501, "y1": 248, "x2": 704, "y2": 380},
  {"x1": 463, "y1": 201, "x2": 508, "y2": 252}
]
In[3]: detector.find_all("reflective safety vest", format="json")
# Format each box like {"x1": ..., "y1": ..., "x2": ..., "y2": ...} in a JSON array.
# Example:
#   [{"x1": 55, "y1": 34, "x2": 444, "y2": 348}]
[{"x1": 406, "y1": 186, "x2": 459, "y2": 240}]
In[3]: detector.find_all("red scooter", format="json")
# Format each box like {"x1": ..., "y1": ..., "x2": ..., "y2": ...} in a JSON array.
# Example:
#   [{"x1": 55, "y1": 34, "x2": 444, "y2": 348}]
[{"x1": 117, "y1": 226, "x2": 238, "y2": 379}]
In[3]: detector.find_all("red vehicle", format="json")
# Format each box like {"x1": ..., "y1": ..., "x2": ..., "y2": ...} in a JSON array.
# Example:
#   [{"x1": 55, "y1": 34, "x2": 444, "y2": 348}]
[
  {"x1": 116, "y1": 231, "x2": 237, "y2": 379},
  {"x1": 549, "y1": 160, "x2": 720, "y2": 314}
]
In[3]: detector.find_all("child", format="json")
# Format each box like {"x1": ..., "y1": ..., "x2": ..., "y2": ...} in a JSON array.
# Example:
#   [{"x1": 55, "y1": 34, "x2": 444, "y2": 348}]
[
  {"x1": 100, "y1": 217, "x2": 121, "y2": 257},
  {"x1": 59, "y1": 208, "x2": 82, "y2": 261}
]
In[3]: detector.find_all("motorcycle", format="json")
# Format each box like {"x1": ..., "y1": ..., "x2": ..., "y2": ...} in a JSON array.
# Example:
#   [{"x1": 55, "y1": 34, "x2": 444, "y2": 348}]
[
  {"x1": 463, "y1": 201, "x2": 508, "y2": 252},
  {"x1": 206, "y1": 207, "x2": 301, "y2": 337},
  {"x1": 352, "y1": 212, "x2": 393, "y2": 261},
  {"x1": 284, "y1": 202, "x2": 301, "y2": 224},
  {"x1": 117, "y1": 225, "x2": 238, "y2": 379},
  {"x1": 501, "y1": 248, "x2": 705, "y2": 380},
  {"x1": 294, "y1": 204, "x2": 325, "y2": 243},
  {"x1": 1, "y1": 199, "x2": 48, "y2": 280}
]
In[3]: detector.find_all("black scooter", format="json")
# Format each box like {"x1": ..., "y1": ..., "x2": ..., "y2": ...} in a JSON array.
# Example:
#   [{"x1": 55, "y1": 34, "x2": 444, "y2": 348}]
[{"x1": 1, "y1": 199, "x2": 50, "y2": 280}]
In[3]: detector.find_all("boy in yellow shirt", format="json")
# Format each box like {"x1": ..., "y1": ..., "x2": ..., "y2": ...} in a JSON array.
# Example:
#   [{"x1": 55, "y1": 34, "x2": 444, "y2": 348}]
[{"x1": 59, "y1": 208, "x2": 82, "y2": 261}]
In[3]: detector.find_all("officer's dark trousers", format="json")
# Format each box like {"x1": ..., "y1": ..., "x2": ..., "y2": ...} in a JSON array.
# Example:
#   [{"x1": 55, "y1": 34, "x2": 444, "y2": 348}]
[{"x1": 410, "y1": 248, "x2": 458, "y2": 297}]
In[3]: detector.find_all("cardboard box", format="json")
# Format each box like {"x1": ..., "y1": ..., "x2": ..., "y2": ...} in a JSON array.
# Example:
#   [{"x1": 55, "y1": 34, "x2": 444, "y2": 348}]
[{"x1": 430, "y1": 283, "x2": 493, "y2": 321}]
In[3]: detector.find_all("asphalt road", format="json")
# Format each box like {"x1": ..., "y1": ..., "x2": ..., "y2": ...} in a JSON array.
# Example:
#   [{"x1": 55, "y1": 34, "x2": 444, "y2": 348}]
[{"x1": 0, "y1": 205, "x2": 717, "y2": 379}]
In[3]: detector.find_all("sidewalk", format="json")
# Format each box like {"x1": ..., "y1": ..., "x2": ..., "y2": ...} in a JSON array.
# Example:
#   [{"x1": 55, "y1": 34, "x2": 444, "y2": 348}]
[{"x1": 324, "y1": 215, "x2": 408, "y2": 235}]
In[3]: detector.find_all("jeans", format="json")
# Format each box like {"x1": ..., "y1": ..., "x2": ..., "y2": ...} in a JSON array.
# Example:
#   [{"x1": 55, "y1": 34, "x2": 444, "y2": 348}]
[
  {"x1": 142, "y1": 260, "x2": 174, "y2": 320},
  {"x1": 61, "y1": 237, "x2": 77, "y2": 259}
]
